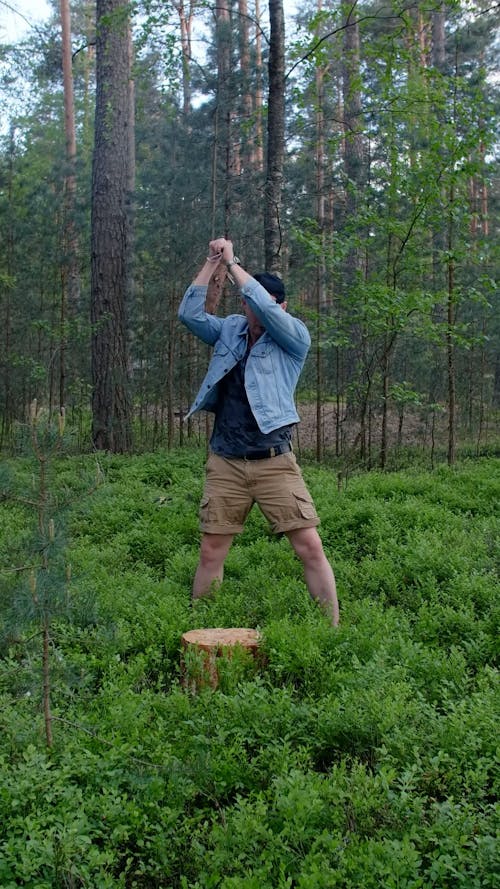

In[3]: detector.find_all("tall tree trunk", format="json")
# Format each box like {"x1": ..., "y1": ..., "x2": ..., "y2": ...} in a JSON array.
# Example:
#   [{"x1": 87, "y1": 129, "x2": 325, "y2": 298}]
[
  {"x1": 480, "y1": 143, "x2": 489, "y2": 236},
  {"x1": 176, "y1": 0, "x2": 194, "y2": 116},
  {"x1": 264, "y1": 0, "x2": 285, "y2": 272},
  {"x1": 315, "y1": 0, "x2": 327, "y2": 461},
  {"x1": 342, "y1": 8, "x2": 363, "y2": 280},
  {"x1": 446, "y1": 40, "x2": 461, "y2": 467},
  {"x1": 254, "y1": 0, "x2": 264, "y2": 171},
  {"x1": 1, "y1": 129, "x2": 15, "y2": 447},
  {"x1": 431, "y1": 5, "x2": 446, "y2": 69},
  {"x1": 431, "y1": 3, "x2": 446, "y2": 291},
  {"x1": 342, "y1": 8, "x2": 365, "y2": 457},
  {"x1": 447, "y1": 181, "x2": 456, "y2": 466},
  {"x1": 238, "y1": 0, "x2": 252, "y2": 172},
  {"x1": 91, "y1": 0, "x2": 134, "y2": 452},
  {"x1": 42, "y1": 619, "x2": 53, "y2": 748},
  {"x1": 59, "y1": 0, "x2": 80, "y2": 413},
  {"x1": 216, "y1": 0, "x2": 233, "y2": 232},
  {"x1": 380, "y1": 330, "x2": 397, "y2": 469},
  {"x1": 167, "y1": 297, "x2": 176, "y2": 449},
  {"x1": 59, "y1": 0, "x2": 78, "y2": 263}
]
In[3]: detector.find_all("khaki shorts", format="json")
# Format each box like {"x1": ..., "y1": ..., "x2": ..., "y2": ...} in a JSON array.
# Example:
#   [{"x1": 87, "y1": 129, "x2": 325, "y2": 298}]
[{"x1": 199, "y1": 451, "x2": 320, "y2": 535}]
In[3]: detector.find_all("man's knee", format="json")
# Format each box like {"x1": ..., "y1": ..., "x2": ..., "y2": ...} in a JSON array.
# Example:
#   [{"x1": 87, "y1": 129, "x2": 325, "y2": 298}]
[
  {"x1": 199, "y1": 533, "x2": 233, "y2": 568},
  {"x1": 286, "y1": 527, "x2": 325, "y2": 564}
]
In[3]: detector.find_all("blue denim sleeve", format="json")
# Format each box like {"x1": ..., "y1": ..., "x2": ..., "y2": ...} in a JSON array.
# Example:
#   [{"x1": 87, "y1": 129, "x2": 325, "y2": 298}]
[
  {"x1": 241, "y1": 278, "x2": 311, "y2": 359},
  {"x1": 178, "y1": 284, "x2": 224, "y2": 346}
]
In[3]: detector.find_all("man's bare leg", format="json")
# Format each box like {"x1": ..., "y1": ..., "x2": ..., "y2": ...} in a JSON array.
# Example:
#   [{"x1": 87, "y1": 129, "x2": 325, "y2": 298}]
[
  {"x1": 286, "y1": 527, "x2": 339, "y2": 626},
  {"x1": 192, "y1": 532, "x2": 234, "y2": 599}
]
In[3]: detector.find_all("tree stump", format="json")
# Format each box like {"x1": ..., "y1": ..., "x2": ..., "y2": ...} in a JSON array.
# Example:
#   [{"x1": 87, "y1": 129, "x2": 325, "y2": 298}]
[{"x1": 181, "y1": 628, "x2": 261, "y2": 692}]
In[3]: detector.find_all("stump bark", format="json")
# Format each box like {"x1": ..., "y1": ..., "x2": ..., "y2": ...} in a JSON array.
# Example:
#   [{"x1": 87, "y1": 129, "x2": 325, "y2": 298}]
[{"x1": 181, "y1": 627, "x2": 261, "y2": 692}]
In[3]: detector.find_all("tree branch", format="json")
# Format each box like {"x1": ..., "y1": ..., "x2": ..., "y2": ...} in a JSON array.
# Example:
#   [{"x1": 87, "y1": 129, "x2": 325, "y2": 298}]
[
  {"x1": 72, "y1": 40, "x2": 96, "y2": 61},
  {"x1": 286, "y1": 1, "x2": 420, "y2": 80}
]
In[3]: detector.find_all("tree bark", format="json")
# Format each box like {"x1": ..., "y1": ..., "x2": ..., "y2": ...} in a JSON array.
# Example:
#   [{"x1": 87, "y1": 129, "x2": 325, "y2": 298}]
[
  {"x1": 215, "y1": 0, "x2": 234, "y2": 232},
  {"x1": 254, "y1": 0, "x2": 264, "y2": 171},
  {"x1": 315, "y1": 0, "x2": 327, "y2": 461},
  {"x1": 59, "y1": 0, "x2": 80, "y2": 413},
  {"x1": 42, "y1": 620, "x2": 53, "y2": 748},
  {"x1": 91, "y1": 0, "x2": 134, "y2": 452},
  {"x1": 447, "y1": 182, "x2": 456, "y2": 466},
  {"x1": 264, "y1": 0, "x2": 285, "y2": 272},
  {"x1": 342, "y1": 8, "x2": 366, "y2": 458},
  {"x1": 1, "y1": 130, "x2": 15, "y2": 447},
  {"x1": 431, "y1": 6, "x2": 446, "y2": 70},
  {"x1": 238, "y1": 0, "x2": 253, "y2": 172},
  {"x1": 176, "y1": 0, "x2": 194, "y2": 116},
  {"x1": 342, "y1": 8, "x2": 364, "y2": 280}
]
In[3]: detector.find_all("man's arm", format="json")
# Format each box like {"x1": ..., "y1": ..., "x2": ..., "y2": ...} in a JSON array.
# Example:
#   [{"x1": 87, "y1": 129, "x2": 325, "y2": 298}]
[
  {"x1": 217, "y1": 239, "x2": 252, "y2": 289},
  {"x1": 178, "y1": 239, "x2": 229, "y2": 345},
  {"x1": 241, "y1": 278, "x2": 310, "y2": 359},
  {"x1": 190, "y1": 237, "x2": 227, "y2": 317},
  {"x1": 219, "y1": 240, "x2": 311, "y2": 360},
  {"x1": 191, "y1": 238, "x2": 226, "y2": 285}
]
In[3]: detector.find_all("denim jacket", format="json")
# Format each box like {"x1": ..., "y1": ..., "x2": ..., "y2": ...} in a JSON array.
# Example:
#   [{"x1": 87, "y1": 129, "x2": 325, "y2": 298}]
[{"x1": 178, "y1": 277, "x2": 311, "y2": 434}]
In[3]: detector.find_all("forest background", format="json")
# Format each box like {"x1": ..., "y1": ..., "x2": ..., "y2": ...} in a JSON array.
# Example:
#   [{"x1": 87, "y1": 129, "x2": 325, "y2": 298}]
[
  {"x1": 0, "y1": 0, "x2": 498, "y2": 467},
  {"x1": 0, "y1": 3, "x2": 499, "y2": 885}
]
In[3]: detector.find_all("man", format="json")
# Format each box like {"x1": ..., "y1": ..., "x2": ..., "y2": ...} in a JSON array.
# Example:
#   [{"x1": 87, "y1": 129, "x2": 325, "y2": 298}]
[{"x1": 178, "y1": 237, "x2": 339, "y2": 626}]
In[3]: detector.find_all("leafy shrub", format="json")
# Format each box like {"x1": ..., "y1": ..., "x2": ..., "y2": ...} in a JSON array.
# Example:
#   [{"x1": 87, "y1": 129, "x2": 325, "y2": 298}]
[{"x1": 0, "y1": 450, "x2": 498, "y2": 886}]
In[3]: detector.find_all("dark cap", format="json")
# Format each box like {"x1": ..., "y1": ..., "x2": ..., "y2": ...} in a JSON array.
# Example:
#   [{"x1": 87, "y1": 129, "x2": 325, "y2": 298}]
[{"x1": 254, "y1": 272, "x2": 286, "y2": 304}]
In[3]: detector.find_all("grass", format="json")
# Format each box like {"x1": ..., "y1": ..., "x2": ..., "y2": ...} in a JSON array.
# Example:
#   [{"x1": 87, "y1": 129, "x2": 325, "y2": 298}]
[{"x1": 0, "y1": 448, "x2": 498, "y2": 887}]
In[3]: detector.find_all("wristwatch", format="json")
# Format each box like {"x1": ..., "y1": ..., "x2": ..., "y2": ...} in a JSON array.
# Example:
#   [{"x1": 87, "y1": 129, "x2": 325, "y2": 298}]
[{"x1": 226, "y1": 256, "x2": 241, "y2": 270}]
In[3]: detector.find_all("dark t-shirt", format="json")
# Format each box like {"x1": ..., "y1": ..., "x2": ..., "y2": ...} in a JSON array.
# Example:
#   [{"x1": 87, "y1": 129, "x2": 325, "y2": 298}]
[{"x1": 210, "y1": 345, "x2": 293, "y2": 457}]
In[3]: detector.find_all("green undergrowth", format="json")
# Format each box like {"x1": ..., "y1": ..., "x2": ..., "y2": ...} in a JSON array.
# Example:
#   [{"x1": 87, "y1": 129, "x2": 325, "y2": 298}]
[{"x1": 0, "y1": 449, "x2": 498, "y2": 887}]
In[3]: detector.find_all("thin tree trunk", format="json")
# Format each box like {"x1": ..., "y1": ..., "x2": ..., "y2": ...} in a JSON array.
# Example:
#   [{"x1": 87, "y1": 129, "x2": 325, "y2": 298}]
[
  {"x1": 216, "y1": 0, "x2": 233, "y2": 232},
  {"x1": 42, "y1": 620, "x2": 53, "y2": 748},
  {"x1": 430, "y1": 409, "x2": 437, "y2": 470},
  {"x1": 476, "y1": 320, "x2": 486, "y2": 455},
  {"x1": 446, "y1": 42, "x2": 460, "y2": 467},
  {"x1": 254, "y1": 0, "x2": 264, "y2": 171},
  {"x1": 431, "y1": 3, "x2": 447, "y2": 294},
  {"x1": 239, "y1": 0, "x2": 252, "y2": 171},
  {"x1": 380, "y1": 332, "x2": 397, "y2": 469},
  {"x1": 335, "y1": 346, "x2": 342, "y2": 457},
  {"x1": 59, "y1": 0, "x2": 80, "y2": 412},
  {"x1": 167, "y1": 298, "x2": 175, "y2": 449},
  {"x1": 315, "y1": 308, "x2": 323, "y2": 462},
  {"x1": 264, "y1": 0, "x2": 285, "y2": 272},
  {"x1": 315, "y1": 2, "x2": 327, "y2": 461},
  {"x1": 479, "y1": 141, "x2": 489, "y2": 235},
  {"x1": 60, "y1": 0, "x2": 79, "y2": 295},
  {"x1": 342, "y1": 8, "x2": 363, "y2": 280},
  {"x1": 447, "y1": 181, "x2": 456, "y2": 466},
  {"x1": 342, "y1": 7, "x2": 366, "y2": 458},
  {"x1": 1, "y1": 130, "x2": 15, "y2": 446}
]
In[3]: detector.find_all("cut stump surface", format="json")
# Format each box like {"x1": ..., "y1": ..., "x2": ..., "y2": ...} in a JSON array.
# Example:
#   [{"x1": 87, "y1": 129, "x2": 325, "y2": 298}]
[{"x1": 181, "y1": 628, "x2": 261, "y2": 691}]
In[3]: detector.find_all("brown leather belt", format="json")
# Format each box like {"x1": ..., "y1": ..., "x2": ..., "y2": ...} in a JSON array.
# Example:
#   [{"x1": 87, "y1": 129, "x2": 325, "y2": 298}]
[{"x1": 243, "y1": 442, "x2": 293, "y2": 460}]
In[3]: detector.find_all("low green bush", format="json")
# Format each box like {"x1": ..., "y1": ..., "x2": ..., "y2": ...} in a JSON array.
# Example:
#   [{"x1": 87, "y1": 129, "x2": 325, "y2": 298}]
[{"x1": 0, "y1": 449, "x2": 498, "y2": 887}]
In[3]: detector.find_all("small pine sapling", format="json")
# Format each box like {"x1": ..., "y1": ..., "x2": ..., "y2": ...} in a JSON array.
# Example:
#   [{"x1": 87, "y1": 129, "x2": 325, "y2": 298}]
[{"x1": 1, "y1": 401, "x2": 102, "y2": 747}]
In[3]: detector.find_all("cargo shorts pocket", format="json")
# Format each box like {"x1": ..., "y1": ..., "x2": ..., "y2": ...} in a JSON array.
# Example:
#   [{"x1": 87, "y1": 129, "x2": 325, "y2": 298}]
[
  {"x1": 200, "y1": 495, "x2": 227, "y2": 524},
  {"x1": 199, "y1": 495, "x2": 211, "y2": 523},
  {"x1": 199, "y1": 495, "x2": 245, "y2": 528},
  {"x1": 293, "y1": 491, "x2": 318, "y2": 521}
]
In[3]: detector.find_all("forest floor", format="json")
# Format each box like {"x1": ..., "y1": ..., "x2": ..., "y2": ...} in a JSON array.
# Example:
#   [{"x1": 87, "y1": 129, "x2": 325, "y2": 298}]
[
  {"x1": 184, "y1": 404, "x2": 448, "y2": 453},
  {"x1": 1, "y1": 451, "x2": 498, "y2": 886},
  {"x1": 174, "y1": 403, "x2": 497, "y2": 465},
  {"x1": 294, "y1": 403, "x2": 442, "y2": 454}
]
